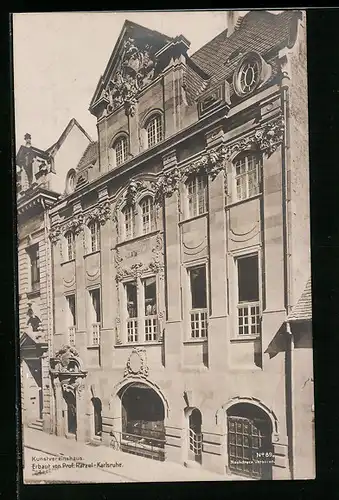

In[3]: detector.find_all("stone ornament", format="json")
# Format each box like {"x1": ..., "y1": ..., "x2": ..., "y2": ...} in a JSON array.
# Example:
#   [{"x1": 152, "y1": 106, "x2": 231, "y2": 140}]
[
  {"x1": 154, "y1": 168, "x2": 181, "y2": 204},
  {"x1": 223, "y1": 115, "x2": 284, "y2": 160},
  {"x1": 49, "y1": 224, "x2": 61, "y2": 245},
  {"x1": 104, "y1": 38, "x2": 156, "y2": 117},
  {"x1": 124, "y1": 347, "x2": 149, "y2": 378},
  {"x1": 85, "y1": 200, "x2": 111, "y2": 226}
]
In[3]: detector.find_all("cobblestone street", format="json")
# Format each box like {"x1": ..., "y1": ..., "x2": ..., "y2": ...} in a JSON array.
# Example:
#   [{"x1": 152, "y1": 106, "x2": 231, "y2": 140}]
[{"x1": 22, "y1": 427, "x2": 240, "y2": 483}]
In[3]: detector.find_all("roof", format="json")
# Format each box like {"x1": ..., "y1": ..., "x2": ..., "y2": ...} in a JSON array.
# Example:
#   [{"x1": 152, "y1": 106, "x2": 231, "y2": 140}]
[
  {"x1": 185, "y1": 10, "x2": 300, "y2": 101},
  {"x1": 46, "y1": 118, "x2": 93, "y2": 156},
  {"x1": 288, "y1": 278, "x2": 312, "y2": 322},
  {"x1": 77, "y1": 141, "x2": 98, "y2": 170}
]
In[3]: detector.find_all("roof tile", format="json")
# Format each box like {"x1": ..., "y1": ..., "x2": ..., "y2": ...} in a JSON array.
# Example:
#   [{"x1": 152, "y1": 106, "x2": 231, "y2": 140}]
[
  {"x1": 288, "y1": 278, "x2": 312, "y2": 322},
  {"x1": 77, "y1": 141, "x2": 98, "y2": 170}
]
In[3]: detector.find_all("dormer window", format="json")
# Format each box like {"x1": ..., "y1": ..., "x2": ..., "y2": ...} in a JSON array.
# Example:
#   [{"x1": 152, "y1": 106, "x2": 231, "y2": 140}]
[
  {"x1": 233, "y1": 51, "x2": 272, "y2": 98},
  {"x1": 65, "y1": 169, "x2": 76, "y2": 195},
  {"x1": 146, "y1": 114, "x2": 163, "y2": 148},
  {"x1": 114, "y1": 136, "x2": 128, "y2": 167}
]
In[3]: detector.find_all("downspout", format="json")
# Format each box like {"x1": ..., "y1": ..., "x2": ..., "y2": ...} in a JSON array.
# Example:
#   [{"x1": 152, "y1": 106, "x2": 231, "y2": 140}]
[
  {"x1": 286, "y1": 321, "x2": 295, "y2": 479},
  {"x1": 41, "y1": 197, "x2": 55, "y2": 434},
  {"x1": 281, "y1": 66, "x2": 294, "y2": 478}
]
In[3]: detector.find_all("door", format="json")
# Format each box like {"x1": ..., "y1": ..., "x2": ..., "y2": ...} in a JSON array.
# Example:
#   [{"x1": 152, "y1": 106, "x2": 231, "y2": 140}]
[
  {"x1": 64, "y1": 391, "x2": 77, "y2": 435},
  {"x1": 188, "y1": 409, "x2": 202, "y2": 464},
  {"x1": 23, "y1": 359, "x2": 43, "y2": 422},
  {"x1": 227, "y1": 415, "x2": 273, "y2": 480}
]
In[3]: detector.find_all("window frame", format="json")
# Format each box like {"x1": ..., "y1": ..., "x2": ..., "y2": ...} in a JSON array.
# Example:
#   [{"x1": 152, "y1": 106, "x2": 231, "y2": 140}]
[
  {"x1": 232, "y1": 152, "x2": 262, "y2": 203},
  {"x1": 65, "y1": 293, "x2": 76, "y2": 346},
  {"x1": 122, "y1": 204, "x2": 136, "y2": 240},
  {"x1": 88, "y1": 220, "x2": 100, "y2": 253},
  {"x1": 185, "y1": 173, "x2": 208, "y2": 220},
  {"x1": 139, "y1": 196, "x2": 156, "y2": 235},
  {"x1": 87, "y1": 287, "x2": 102, "y2": 346},
  {"x1": 64, "y1": 230, "x2": 75, "y2": 262},
  {"x1": 185, "y1": 262, "x2": 209, "y2": 340},
  {"x1": 233, "y1": 250, "x2": 262, "y2": 340},
  {"x1": 113, "y1": 135, "x2": 129, "y2": 167},
  {"x1": 121, "y1": 274, "x2": 159, "y2": 344},
  {"x1": 27, "y1": 243, "x2": 40, "y2": 292},
  {"x1": 146, "y1": 114, "x2": 163, "y2": 148}
]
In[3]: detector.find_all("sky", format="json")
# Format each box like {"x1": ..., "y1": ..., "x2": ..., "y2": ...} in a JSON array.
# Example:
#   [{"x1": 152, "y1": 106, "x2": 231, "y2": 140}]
[
  {"x1": 13, "y1": 10, "x2": 283, "y2": 151},
  {"x1": 13, "y1": 11, "x2": 239, "y2": 151}
]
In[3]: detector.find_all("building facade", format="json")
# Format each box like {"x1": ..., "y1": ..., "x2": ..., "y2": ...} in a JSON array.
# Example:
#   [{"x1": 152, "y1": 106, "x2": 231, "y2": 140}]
[
  {"x1": 17, "y1": 120, "x2": 92, "y2": 432},
  {"x1": 17, "y1": 10, "x2": 315, "y2": 480}
]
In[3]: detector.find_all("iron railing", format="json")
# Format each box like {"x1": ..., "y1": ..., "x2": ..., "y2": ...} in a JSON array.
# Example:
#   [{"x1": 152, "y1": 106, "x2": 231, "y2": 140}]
[{"x1": 109, "y1": 429, "x2": 166, "y2": 461}]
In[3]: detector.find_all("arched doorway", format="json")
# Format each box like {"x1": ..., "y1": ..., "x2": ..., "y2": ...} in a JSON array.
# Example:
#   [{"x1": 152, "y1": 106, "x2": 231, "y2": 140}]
[
  {"x1": 226, "y1": 403, "x2": 273, "y2": 480},
  {"x1": 92, "y1": 397, "x2": 102, "y2": 437},
  {"x1": 63, "y1": 390, "x2": 77, "y2": 436},
  {"x1": 188, "y1": 408, "x2": 202, "y2": 464},
  {"x1": 118, "y1": 382, "x2": 165, "y2": 461}
]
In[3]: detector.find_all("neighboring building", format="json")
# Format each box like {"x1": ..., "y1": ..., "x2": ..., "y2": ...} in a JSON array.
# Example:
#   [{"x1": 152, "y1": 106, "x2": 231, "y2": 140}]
[
  {"x1": 17, "y1": 119, "x2": 92, "y2": 432},
  {"x1": 18, "y1": 10, "x2": 314, "y2": 481}
]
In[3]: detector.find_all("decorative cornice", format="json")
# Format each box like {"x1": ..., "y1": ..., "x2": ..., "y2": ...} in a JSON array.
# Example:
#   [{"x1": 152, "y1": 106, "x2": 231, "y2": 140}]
[
  {"x1": 85, "y1": 200, "x2": 111, "y2": 226},
  {"x1": 49, "y1": 212, "x2": 84, "y2": 243},
  {"x1": 104, "y1": 38, "x2": 156, "y2": 117},
  {"x1": 223, "y1": 115, "x2": 284, "y2": 160}
]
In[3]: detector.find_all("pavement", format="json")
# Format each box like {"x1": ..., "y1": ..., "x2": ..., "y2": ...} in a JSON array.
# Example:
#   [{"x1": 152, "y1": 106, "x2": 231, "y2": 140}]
[{"x1": 22, "y1": 426, "x2": 244, "y2": 484}]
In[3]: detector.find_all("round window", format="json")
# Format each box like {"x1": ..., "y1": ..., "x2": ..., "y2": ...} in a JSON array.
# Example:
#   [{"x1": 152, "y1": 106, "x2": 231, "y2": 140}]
[{"x1": 233, "y1": 52, "x2": 263, "y2": 97}]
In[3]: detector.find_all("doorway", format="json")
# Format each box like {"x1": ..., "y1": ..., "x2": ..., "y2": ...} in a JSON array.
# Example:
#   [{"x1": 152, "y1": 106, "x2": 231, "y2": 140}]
[
  {"x1": 188, "y1": 408, "x2": 202, "y2": 464},
  {"x1": 226, "y1": 403, "x2": 273, "y2": 480},
  {"x1": 64, "y1": 391, "x2": 77, "y2": 436},
  {"x1": 119, "y1": 383, "x2": 165, "y2": 460}
]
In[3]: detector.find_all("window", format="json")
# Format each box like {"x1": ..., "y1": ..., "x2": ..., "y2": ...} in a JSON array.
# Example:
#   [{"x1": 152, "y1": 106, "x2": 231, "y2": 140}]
[
  {"x1": 114, "y1": 136, "x2": 128, "y2": 167},
  {"x1": 189, "y1": 266, "x2": 208, "y2": 338},
  {"x1": 88, "y1": 221, "x2": 100, "y2": 253},
  {"x1": 92, "y1": 397, "x2": 102, "y2": 437},
  {"x1": 234, "y1": 154, "x2": 261, "y2": 201},
  {"x1": 146, "y1": 115, "x2": 163, "y2": 148},
  {"x1": 66, "y1": 294, "x2": 76, "y2": 346},
  {"x1": 123, "y1": 277, "x2": 158, "y2": 344},
  {"x1": 65, "y1": 231, "x2": 75, "y2": 261},
  {"x1": 144, "y1": 277, "x2": 157, "y2": 342},
  {"x1": 89, "y1": 288, "x2": 101, "y2": 345},
  {"x1": 123, "y1": 205, "x2": 135, "y2": 239},
  {"x1": 187, "y1": 174, "x2": 208, "y2": 218},
  {"x1": 237, "y1": 254, "x2": 261, "y2": 336},
  {"x1": 125, "y1": 281, "x2": 138, "y2": 342},
  {"x1": 27, "y1": 244, "x2": 40, "y2": 292},
  {"x1": 140, "y1": 197, "x2": 155, "y2": 234}
]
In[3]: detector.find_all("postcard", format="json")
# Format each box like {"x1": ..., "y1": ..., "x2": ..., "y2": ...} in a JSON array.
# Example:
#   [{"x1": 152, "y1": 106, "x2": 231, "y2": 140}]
[{"x1": 14, "y1": 9, "x2": 315, "y2": 483}]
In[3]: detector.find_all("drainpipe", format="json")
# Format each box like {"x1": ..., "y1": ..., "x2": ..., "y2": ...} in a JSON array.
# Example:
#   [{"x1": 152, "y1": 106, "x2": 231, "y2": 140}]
[
  {"x1": 286, "y1": 321, "x2": 295, "y2": 479},
  {"x1": 280, "y1": 56, "x2": 294, "y2": 478}
]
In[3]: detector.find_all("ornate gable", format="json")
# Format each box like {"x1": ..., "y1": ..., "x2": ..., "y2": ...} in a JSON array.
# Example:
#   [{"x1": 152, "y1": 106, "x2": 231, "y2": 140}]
[{"x1": 90, "y1": 21, "x2": 173, "y2": 118}]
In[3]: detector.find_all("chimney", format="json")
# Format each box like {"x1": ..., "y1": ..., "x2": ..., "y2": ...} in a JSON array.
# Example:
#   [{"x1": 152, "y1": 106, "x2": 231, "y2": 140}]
[
  {"x1": 24, "y1": 133, "x2": 31, "y2": 147},
  {"x1": 226, "y1": 10, "x2": 242, "y2": 37}
]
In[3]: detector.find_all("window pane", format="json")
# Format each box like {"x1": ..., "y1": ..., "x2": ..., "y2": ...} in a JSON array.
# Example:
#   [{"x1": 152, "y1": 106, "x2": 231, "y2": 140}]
[
  {"x1": 124, "y1": 206, "x2": 134, "y2": 239},
  {"x1": 144, "y1": 277, "x2": 157, "y2": 315},
  {"x1": 238, "y1": 255, "x2": 259, "y2": 302},
  {"x1": 147, "y1": 115, "x2": 162, "y2": 147},
  {"x1": 67, "y1": 295, "x2": 76, "y2": 325},
  {"x1": 126, "y1": 282, "x2": 137, "y2": 318},
  {"x1": 91, "y1": 289, "x2": 101, "y2": 323},
  {"x1": 190, "y1": 266, "x2": 207, "y2": 309},
  {"x1": 141, "y1": 197, "x2": 154, "y2": 234}
]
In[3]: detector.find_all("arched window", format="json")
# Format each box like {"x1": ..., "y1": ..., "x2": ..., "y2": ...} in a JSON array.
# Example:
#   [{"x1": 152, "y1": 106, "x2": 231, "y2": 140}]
[
  {"x1": 65, "y1": 231, "x2": 75, "y2": 261},
  {"x1": 123, "y1": 205, "x2": 135, "y2": 239},
  {"x1": 65, "y1": 169, "x2": 76, "y2": 194},
  {"x1": 186, "y1": 174, "x2": 208, "y2": 218},
  {"x1": 233, "y1": 153, "x2": 261, "y2": 201},
  {"x1": 140, "y1": 196, "x2": 155, "y2": 234},
  {"x1": 114, "y1": 136, "x2": 128, "y2": 167},
  {"x1": 88, "y1": 220, "x2": 100, "y2": 253},
  {"x1": 146, "y1": 114, "x2": 163, "y2": 148}
]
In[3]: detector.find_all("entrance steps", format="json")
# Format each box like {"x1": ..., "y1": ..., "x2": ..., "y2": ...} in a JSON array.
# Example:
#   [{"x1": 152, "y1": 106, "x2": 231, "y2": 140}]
[{"x1": 28, "y1": 419, "x2": 43, "y2": 431}]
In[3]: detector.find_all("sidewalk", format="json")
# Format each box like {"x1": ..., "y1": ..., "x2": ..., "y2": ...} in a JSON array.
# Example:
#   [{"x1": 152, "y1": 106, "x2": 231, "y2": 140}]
[{"x1": 23, "y1": 427, "x2": 241, "y2": 483}]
